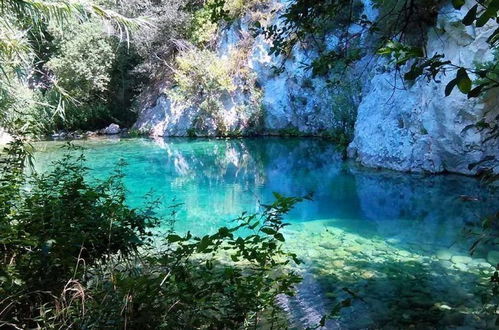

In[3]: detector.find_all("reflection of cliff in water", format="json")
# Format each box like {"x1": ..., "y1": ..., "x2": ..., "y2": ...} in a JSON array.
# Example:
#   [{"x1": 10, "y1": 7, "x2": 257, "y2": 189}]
[{"x1": 33, "y1": 137, "x2": 497, "y2": 241}]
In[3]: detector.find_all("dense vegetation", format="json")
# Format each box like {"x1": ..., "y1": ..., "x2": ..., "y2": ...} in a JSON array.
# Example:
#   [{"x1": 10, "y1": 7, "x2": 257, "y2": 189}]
[
  {"x1": 0, "y1": 0, "x2": 268, "y2": 135},
  {"x1": 0, "y1": 142, "x2": 306, "y2": 328}
]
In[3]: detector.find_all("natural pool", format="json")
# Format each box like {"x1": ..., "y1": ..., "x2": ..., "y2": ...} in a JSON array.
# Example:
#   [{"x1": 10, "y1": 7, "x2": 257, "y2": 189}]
[{"x1": 33, "y1": 137, "x2": 498, "y2": 329}]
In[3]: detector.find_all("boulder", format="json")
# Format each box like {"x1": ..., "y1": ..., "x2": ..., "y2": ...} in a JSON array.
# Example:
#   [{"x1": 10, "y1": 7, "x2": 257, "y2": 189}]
[{"x1": 101, "y1": 124, "x2": 121, "y2": 135}]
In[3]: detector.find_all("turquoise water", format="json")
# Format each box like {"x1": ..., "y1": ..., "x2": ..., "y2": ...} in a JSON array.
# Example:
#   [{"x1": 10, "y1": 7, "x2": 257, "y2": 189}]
[{"x1": 34, "y1": 137, "x2": 498, "y2": 329}]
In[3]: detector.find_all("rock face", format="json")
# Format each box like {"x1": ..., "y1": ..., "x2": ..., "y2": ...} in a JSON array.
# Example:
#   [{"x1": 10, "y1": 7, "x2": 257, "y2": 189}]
[
  {"x1": 133, "y1": 96, "x2": 195, "y2": 136},
  {"x1": 134, "y1": 0, "x2": 365, "y2": 137},
  {"x1": 348, "y1": 4, "x2": 499, "y2": 175},
  {"x1": 134, "y1": 1, "x2": 498, "y2": 175}
]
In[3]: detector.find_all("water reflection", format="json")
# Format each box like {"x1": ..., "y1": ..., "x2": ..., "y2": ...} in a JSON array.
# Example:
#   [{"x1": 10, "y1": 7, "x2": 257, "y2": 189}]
[{"x1": 34, "y1": 137, "x2": 498, "y2": 328}]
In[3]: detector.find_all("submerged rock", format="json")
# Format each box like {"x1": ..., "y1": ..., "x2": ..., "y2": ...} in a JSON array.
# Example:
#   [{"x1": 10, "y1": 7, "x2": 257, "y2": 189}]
[
  {"x1": 486, "y1": 250, "x2": 499, "y2": 266},
  {"x1": 436, "y1": 249, "x2": 453, "y2": 261},
  {"x1": 451, "y1": 256, "x2": 472, "y2": 264}
]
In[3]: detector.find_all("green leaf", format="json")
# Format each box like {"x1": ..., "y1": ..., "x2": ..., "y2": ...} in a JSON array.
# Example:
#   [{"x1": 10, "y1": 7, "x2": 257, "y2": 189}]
[
  {"x1": 167, "y1": 234, "x2": 183, "y2": 243},
  {"x1": 274, "y1": 233, "x2": 285, "y2": 242},
  {"x1": 291, "y1": 254, "x2": 302, "y2": 265},
  {"x1": 445, "y1": 78, "x2": 457, "y2": 96},
  {"x1": 467, "y1": 84, "x2": 486, "y2": 98},
  {"x1": 217, "y1": 227, "x2": 231, "y2": 237},
  {"x1": 319, "y1": 315, "x2": 327, "y2": 326},
  {"x1": 404, "y1": 64, "x2": 423, "y2": 81},
  {"x1": 476, "y1": 11, "x2": 493, "y2": 27},
  {"x1": 456, "y1": 68, "x2": 472, "y2": 93},
  {"x1": 261, "y1": 227, "x2": 277, "y2": 235},
  {"x1": 486, "y1": 27, "x2": 499, "y2": 45},
  {"x1": 462, "y1": 5, "x2": 478, "y2": 26},
  {"x1": 196, "y1": 235, "x2": 212, "y2": 252},
  {"x1": 452, "y1": 0, "x2": 465, "y2": 9}
]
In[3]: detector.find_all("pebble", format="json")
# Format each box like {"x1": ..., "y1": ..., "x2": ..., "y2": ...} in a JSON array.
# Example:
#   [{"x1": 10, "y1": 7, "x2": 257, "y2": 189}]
[
  {"x1": 476, "y1": 262, "x2": 493, "y2": 269},
  {"x1": 361, "y1": 270, "x2": 376, "y2": 279},
  {"x1": 332, "y1": 260, "x2": 345, "y2": 268},
  {"x1": 398, "y1": 250, "x2": 411, "y2": 257},
  {"x1": 436, "y1": 249, "x2": 453, "y2": 260},
  {"x1": 436, "y1": 303, "x2": 452, "y2": 311},
  {"x1": 439, "y1": 260, "x2": 453, "y2": 268},
  {"x1": 345, "y1": 247, "x2": 362, "y2": 254},
  {"x1": 319, "y1": 242, "x2": 336, "y2": 249},
  {"x1": 451, "y1": 255, "x2": 472, "y2": 264},
  {"x1": 453, "y1": 263, "x2": 468, "y2": 272}
]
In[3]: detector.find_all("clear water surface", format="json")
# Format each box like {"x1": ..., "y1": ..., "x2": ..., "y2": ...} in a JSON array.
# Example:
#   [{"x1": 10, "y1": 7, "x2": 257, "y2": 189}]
[{"x1": 33, "y1": 137, "x2": 499, "y2": 329}]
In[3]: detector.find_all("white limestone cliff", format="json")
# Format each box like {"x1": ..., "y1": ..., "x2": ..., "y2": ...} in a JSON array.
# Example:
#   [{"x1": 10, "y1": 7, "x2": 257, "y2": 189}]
[{"x1": 134, "y1": 1, "x2": 498, "y2": 175}]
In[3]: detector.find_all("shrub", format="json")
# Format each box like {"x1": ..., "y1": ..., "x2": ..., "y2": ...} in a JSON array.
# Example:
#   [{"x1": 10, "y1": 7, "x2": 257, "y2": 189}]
[
  {"x1": 189, "y1": 5, "x2": 220, "y2": 46},
  {"x1": 0, "y1": 144, "x2": 158, "y2": 328},
  {"x1": 44, "y1": 20, "x2": 116, "y2": 130},
  {"x1": 47, "y1": 21, "x2": 115, "y2": 102},
  {"x1": 171, "y1": 39, "x2": 263, "y2": 136},
  {"x1": 174, "y1": 48, "x2": 236, "y2": 101},
  {"x1": 326, "y1": 84, "x2": 358, "y2": 153},
  {"x1": 0, "y1": 79, "x2": 55, "y2": 134},
  {"x1": 0, "y1": 142, "x2": 304, "y2": 329},
  {"x1": 74, "y1": 193, "x2": 304, "y2": 329}
]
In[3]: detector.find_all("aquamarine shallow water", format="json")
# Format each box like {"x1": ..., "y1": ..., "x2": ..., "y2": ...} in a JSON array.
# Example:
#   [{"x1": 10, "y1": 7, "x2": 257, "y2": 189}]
[{"x1": 34, "y1": 137, "x2": 498, "y2": 329}]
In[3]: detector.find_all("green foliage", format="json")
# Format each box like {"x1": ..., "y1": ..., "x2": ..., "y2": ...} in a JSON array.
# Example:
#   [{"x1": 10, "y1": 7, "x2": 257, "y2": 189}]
[
  {"x1": 174, "y1": 48, "x2": 236, "y2": 100},
  {"x1": 0, "y1": 78, "x2": 54, "y2": 134},
  {"x1": 380, "y1": 0, "x2": 499, "y2": 99},
  {"x1": 0, "y1": 0, "x2": 147, "y2": 135},
  {"x1": 189, "y1": 4, "x2": 220, "y2": 46},
  {"x1": 173, "y1": 48, "x2": 233, "y2": 134},
  {"x1": 277, "y1": 127, "x2": 304, "y2": 137},
  {"x1": 126, "y1": 128, "x2": 148, "y2": 138},
  {"x1": 79, "y1": 193, "x2": 304, "y2": 329},
  {"x1": 47, "y1": 21, "x2": 115, "y2": 102},
  {"x1": 371, "y1": 0, "x2": 443, "y2": 46},
  {"x1": 321, "y1": 98, "x2": 357, "y2": 152},
  {"x1": 377, "y1": 41, "x2": 424, "y2": 66},
  {"x1": 0, "y1": 142, "x2": 304, "y2": 328},
  {"x1": 172, "y1": 45, "x2": 263, "y2": 135},
  {"x1": 0, "y1": 143, "x2": 158, "y2": 327},
  {"x1": 42, "y1": 19, "x2": 143, "y2": 131},
  {"x1": 204, "y1": 0, "x2": 268, "y2": 23},
  {"x1": 187, "y1": 127, "x2": 197, "y2": 137}
]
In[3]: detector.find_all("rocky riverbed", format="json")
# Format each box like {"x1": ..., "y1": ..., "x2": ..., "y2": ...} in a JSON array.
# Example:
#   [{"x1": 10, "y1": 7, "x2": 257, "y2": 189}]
[{"x1": 282, "y1": 220, "x2": 498, "y2": 329}]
